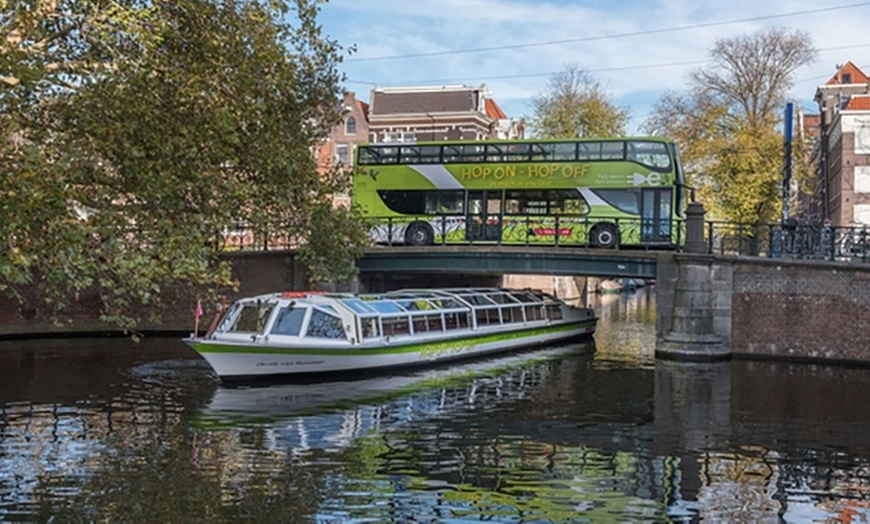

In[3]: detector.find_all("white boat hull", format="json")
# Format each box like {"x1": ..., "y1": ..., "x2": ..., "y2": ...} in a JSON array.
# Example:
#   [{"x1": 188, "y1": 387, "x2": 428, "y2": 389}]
[{"x1": 188, "y1": 320, "x2": 595, "y2": 380}]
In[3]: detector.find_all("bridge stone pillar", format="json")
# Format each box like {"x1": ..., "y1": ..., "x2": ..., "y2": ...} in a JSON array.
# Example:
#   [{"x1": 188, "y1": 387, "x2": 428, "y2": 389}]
[
  {"x1": 656, "y1": 254, "x2": 730, "y2": 361},
  {"x1": 684, "y1": 201, "x2": 706, "y2": 254}
]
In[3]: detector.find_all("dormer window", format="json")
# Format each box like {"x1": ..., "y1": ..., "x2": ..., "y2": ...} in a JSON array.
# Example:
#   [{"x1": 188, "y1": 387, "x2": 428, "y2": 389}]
[
  {"x1": 843, "y1": 73, "x2": 852, "y2": 84},
  {"x1": 345, "y1": 116, "x2": 356, "y2": 135}
]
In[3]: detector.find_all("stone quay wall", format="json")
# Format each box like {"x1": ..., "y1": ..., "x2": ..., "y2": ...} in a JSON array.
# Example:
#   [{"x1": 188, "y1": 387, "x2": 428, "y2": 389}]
[
  {"x1": 658, "y1": 253, "x2": 870, "y2": 364},
  {"x1": 0, "y1": 251, "x2": 310, "y2": 338}
]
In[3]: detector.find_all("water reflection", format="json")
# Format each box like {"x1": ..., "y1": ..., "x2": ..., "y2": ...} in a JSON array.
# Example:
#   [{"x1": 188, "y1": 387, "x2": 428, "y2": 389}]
[{"x1": 0, "y1": 288, "x2": 869, "y2": 521}]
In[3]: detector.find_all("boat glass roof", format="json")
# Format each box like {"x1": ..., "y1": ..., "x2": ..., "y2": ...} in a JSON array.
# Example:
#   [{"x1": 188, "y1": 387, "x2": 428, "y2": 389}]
[{"x1": 267, "y1": 288, "x2": 557, "y2": 318}]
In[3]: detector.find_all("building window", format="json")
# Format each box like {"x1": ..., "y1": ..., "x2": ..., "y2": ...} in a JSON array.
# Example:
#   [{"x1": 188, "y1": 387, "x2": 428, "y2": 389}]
[
  {"x1": 336, "y1": 144, "x2": 349, "y2": 166},
  {"x1": 843, "y1": 73, "x2": 852, "y2": 84},
  {"x1": 345, "y1": 116, "x2": 356, "y2": 135}
]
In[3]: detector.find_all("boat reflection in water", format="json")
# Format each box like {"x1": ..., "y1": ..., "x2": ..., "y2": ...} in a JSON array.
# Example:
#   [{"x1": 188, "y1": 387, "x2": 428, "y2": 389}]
[{"x1": 196, "y1": 341, "x2": 595, "y2": 452}]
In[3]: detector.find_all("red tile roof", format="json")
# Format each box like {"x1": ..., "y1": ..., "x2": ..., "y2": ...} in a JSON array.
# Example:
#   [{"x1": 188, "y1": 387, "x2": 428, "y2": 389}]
[
  {"x1": 825, "y1": 61, "x2": 869, "y2": 85},
  {"x1": 485, "y1": 99, "x2": 507, "y2": 119},
  {"x1": 357, "y1": 100, "x2": 370, "y2": 119},
  {"x1": 845, "y1": 96, "x2": 870, "y2": 110}
]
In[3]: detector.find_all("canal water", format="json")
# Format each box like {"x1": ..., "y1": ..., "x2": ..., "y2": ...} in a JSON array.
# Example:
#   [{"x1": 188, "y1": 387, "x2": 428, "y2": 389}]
[{"x1": 1, "y1": 287, "x2": 869, "y2": 522}]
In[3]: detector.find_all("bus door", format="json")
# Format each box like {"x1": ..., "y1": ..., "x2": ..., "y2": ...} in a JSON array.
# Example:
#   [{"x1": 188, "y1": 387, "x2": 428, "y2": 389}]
[
  {"x1": 640, "y1": 189, "x2": 673, "y2": 244},
  {"x1": 466, "y1": 191, "x2": 503, "y2": 242}
]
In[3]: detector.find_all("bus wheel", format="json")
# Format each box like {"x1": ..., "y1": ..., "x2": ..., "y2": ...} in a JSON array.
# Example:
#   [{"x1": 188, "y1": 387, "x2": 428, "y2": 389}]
[
  {"x1": 590, "y1": 223, "x2": 619, "y2": 249},
  {"x1": 405, "y1": 222, "x2": 434, "y2": 246}
]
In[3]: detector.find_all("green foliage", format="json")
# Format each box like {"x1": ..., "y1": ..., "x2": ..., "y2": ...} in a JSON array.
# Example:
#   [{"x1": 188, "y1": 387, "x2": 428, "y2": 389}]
[
  {"x1": 643, "y1": 28, "x2": 817, "y2": 225},
  {"x1": 527, "y1": 64, "x2": 629, "y2": 139},
  {"x1": 1, "y1": 0, "x2": 366, "y2": 329}
]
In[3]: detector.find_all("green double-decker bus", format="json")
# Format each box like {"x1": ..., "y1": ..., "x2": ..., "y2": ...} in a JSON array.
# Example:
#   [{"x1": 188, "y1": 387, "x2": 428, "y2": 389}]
[{"x1": 352, "y1": 137, "x2": 686, "y2": 248}]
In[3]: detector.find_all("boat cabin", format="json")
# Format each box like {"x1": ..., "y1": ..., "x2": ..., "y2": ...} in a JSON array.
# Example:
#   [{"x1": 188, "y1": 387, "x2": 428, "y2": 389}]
[{"x1": 211, "y1": 288, "x2": 572, "y2": 345}]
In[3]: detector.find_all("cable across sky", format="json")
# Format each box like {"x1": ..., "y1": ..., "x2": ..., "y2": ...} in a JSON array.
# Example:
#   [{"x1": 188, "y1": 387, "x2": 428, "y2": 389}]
[{"x1": 346, "y1": 2, "x2": 870, "y2": 63}]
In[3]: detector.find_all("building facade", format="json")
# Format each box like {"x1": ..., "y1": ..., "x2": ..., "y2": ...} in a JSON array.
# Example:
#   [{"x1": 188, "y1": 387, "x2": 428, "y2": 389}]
[
  {"x1": 813, "y1": 62, "x2": 870, "y2": 226},
  {"x1": 319, "y1": 85, "x2": 522, "y2": 176}
]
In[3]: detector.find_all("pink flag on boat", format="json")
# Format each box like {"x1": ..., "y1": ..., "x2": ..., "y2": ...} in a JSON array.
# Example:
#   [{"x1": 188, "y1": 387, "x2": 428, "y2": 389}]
[{"x1": 195, "y1": 300, "x2": 203, "y2": 320}]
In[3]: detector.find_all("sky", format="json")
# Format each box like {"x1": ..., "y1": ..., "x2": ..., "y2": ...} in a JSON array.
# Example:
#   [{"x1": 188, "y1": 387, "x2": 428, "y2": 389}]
[{"x1": 317, "y1": 0, "x2": 870, "y2": 134}]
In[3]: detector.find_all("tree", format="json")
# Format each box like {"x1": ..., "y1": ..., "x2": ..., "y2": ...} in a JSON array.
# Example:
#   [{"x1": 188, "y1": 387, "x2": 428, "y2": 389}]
[
  {"x1": 1, "y1": 0, "x2": 369, "y2": 330},
  {"x1": 527, "y1": 64, "x2": 629, "y2": 138},
  {"x1": 643, "y1": 27, "x2": 817, "y2": 225}
]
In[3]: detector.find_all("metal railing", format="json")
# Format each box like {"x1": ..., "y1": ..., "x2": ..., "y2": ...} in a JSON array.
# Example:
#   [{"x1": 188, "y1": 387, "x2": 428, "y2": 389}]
[
  {"x1": 705, "y1": 222, "x2": 870, "y2": 263},
  {"x1": 214, "y1": 217, "x2": 870, "y2": 264}
]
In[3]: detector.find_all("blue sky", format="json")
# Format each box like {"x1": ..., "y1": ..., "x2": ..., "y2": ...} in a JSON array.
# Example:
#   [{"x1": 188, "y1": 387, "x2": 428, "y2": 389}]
[{"x1": 317, "y1": 0, "x2": 870, "y2": 134}]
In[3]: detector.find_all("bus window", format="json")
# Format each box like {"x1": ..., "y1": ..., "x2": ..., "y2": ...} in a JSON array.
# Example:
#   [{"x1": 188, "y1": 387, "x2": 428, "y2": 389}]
[
  {"x1": 578, "y1": 142, "x2": 601, "y2": 160},
  {"x1": 439, "y1": 191, "x2": 465, "y2": 214},
  {"x1": 417, "y1": 145, "x2": 442, "y2": 163},
  {"x1": 399, "y1": 146, "x2": 421, "y2": 164},
  {"x1": 378, "y1": 190, "x2": 426, "y2": 214},
  {"x1": 505, "y1": 194, "x2": 521, "y2": 215},
  {"x1": 627, "y1": 141, "x2": 671, "y2": 171},
  {"x1": 459, "y1": 144, "x2": 484, "y2": 162},
  {"x1": 443, "y1": 145, "x2": 462, "y2": 163},
  {"x1": 506, "y1": 190, "x2": 547, "y2": 215},
  {"x1": 538, "y1": 142, "x2": 576, "y2": 161},
  {"x1": 485, "y1": 143, "x2": 505, "y2": 162},
  {"x1": 424, "y1": 193, "x2": 439, "y2": 214},
  {"x1": 357, "y1": 146, "x2": 379, "y2": 165},
  {"x1": 504, "y1": 143, "x2": 532, "y2": 161},
  {"x1": 550, "y1": 189, "x2": 589, "y2": 215},
  {"x1": 601, "y1": 141, "x2": 625, "y2": 160},
  {"x1": 368, "y1": 146, "x2": 399, "y2": 164},
  {"x1": 592, "y1": 188, "x2": 640, "y2": 214}
]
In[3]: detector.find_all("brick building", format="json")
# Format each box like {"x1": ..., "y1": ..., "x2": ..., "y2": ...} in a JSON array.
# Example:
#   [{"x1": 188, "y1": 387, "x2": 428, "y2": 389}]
[
  {"x1": 812, "y1": 62, "x2": 870, "y2": 226},
  {"x1": 318, "y1": 85, "x2": 522, "y2": 176}
]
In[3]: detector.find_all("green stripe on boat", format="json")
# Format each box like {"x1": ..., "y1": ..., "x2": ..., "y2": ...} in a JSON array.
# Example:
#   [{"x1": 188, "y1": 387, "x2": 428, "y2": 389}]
[{"x1": 192, "y1": 320, "x2": 594, "y2": 356}]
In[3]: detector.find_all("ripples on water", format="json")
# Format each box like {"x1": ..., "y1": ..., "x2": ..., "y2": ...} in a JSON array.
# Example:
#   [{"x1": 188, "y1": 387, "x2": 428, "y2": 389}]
[{"x1": 0, "y1": 287, "x2": 869, "y2": 522}]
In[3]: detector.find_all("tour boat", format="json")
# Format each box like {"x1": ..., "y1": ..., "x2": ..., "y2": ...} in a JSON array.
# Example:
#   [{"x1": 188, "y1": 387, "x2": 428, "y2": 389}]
[{"x1": 184, "y1": 287, "x2": 597, "y2": 381}]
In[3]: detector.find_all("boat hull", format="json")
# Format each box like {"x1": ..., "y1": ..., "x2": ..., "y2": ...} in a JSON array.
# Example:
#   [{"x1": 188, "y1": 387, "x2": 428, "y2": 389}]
[{"x1": 187, "y1": 320, "x2": 595, "y2": 381}]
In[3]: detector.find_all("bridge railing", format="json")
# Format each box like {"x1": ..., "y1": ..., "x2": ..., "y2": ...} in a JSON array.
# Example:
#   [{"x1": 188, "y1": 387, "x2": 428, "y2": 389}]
[
  {"x1": 705, "y1": 221, "x2": 870, "y2": 262},
  {"x1": 213, "y1": 217, "x2": 870, "y2": 263}
]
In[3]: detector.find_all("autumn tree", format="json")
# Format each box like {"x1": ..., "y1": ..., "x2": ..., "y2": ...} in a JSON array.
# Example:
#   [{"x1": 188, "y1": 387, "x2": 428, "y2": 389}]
[
  {"x1": 527, "y1": 64, "x2": 629, "y2": 138},
  {"x1": 643, "y1": 27, "x2": 817, "y2": 225},
  {"x1": 1, "y1": 0, "x2": 369, "y2": 329}
]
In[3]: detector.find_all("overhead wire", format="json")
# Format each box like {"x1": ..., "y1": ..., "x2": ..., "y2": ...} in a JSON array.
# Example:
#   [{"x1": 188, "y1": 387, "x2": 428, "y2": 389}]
[{"x1": 346, "y1": 2, "x2": 870, "y2": 63}]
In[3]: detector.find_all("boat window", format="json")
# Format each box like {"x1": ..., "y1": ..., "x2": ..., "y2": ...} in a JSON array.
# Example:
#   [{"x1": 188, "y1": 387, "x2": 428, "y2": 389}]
[
  {"x1": 444, "y1": 312, "x2": 469, "y2": 330},
  {"x1": 306, "y1": 309, "x2": 346, "y2": 339},
  {"x1": 270, "y1": 306, "x2": 307, "y2": 336},
  {"x1": 383, "y1": 316, "x2": 410, "y2": 336},
  {"x1": 341, "y1": 299, "x2": 377, "y2": 315},
  {"x1": 430, "y1": 298, "x2": 462, "y2": 309},
  {"x1": 513, "y1": 292, "x2": 541, "y2": 303},
  {"x1": 475, "y1": 307, "x2": 502, "y2": 326},
  {"x1": 361, "y1": 317, "x2": 380, "y2": 338},
  {"x1": 216, "y1": 303, "x2": 242, "y2": 332},
  {"x1": 545, "y1": 304, "x2": 564, "y2": 320},
  {"x1": 369, "y1": 301, "x2": 406, "y2": 313},
  {"x1": 412, "y1": 314, "x2": 444, "y2": 334},
  {"x1": 226, "y1": 304, "x2": 274, "y2": 334},
  {"x1": 525, "y1": 305, "x2": 544, "y2": 321},
  {"x1": 503, "y1": 306, "x2": 524, "y2": 323},
  {"x1": 457, "y1": 294, "x2": 494, "y2": 306}
]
